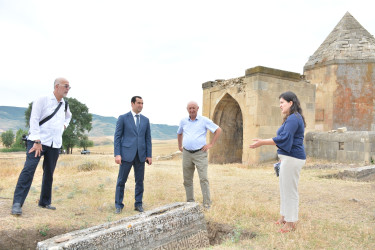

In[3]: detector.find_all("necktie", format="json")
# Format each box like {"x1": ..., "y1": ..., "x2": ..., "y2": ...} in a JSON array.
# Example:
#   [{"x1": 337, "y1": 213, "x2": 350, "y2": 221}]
[{"x1": 135, "y1": 114, "x2": 140, "y2": 131}]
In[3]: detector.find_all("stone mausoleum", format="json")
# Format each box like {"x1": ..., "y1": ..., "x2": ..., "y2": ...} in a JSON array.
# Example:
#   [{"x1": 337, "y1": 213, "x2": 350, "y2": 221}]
[
  {"x1": 304, "y1": 12, "x2": 375, "y2": 132},
  {"x1": 202, "y1": 67, "x2": 316, "y2": 164},
  {"x1": 203, "y1": 12, "x2": 375, "y2": 164}
]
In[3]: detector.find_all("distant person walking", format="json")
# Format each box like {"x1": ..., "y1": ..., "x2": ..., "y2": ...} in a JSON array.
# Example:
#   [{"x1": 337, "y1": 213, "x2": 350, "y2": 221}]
[
  {"x1": 177, "y1": 101, "x2": 222, "y2": 209},
  {"x1": 114, "y1": 96, "x2": 152, "y2": 214},
  {"x1": 11, "y1": 77, "x2": 72, "y2": 216},
  {"x1": 250, "y1": 91, "x2": 306, "y2": 233}
]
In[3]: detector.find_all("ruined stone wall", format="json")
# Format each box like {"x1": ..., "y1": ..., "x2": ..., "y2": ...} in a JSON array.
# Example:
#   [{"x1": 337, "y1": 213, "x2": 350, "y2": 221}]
[
  {"x1": 304, "y1": 62, "x2": 375, "y2": 131},
  {"x1": 202, "y1": 66, "x2": 315, "y2": 164},
  {"x1": 305, "y1": 131, "x2": 375, "y2": 164}
]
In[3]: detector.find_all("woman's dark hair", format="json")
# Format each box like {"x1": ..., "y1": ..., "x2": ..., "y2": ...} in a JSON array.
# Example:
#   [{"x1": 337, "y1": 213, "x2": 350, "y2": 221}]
[{"x1": 279, "y1": 91, "x2": 306, "y2": 127}]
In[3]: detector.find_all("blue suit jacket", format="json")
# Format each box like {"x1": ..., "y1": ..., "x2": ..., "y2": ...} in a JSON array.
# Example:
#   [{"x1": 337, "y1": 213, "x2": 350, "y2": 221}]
[{"x1": 114, "y1": 112, "x2": 152, "y2": 162}]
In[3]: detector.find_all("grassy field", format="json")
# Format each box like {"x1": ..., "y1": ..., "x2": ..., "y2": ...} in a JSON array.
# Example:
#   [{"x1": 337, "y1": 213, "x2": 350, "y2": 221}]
[{"x1": 0, "y1": 139, "x2": 374, "y2": 249}]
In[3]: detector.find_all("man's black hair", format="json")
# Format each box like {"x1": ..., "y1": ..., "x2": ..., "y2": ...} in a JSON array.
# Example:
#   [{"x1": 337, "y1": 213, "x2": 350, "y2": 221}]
[{"x1": 131, "y1": 96, "x2": 142, "y2": 103}]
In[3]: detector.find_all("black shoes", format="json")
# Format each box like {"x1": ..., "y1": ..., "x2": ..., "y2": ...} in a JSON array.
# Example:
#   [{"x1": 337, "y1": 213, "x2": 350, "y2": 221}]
[
  {"x1": 39, "y1": 204, "x2": 56, "y2": 210},
  {"x1": 115, "y1": 207, "x2": 122, "y2": 214},
  {"x1": 11, "y1": 203, "x2": 22, "y2": 215},
  {"x1": 115, "y1": 206, "x2": 144, "y2": 213},
  {"x1": 12, "y1": 203, "x2": 56, "y2": 215},
  {"x1": 134, "y1": 206, "x2": 144, "y2": 212}
]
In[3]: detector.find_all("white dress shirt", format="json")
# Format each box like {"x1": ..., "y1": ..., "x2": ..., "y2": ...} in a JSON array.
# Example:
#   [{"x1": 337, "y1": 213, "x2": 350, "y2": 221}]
[{"x1": 28, "y1": 93, "x2": 72, "y2": 148}]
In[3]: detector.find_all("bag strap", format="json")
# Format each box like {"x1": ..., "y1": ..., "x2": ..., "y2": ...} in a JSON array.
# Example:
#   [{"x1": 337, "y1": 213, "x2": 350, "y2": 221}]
[
  {"x1": 64, "y1": 100, "x2": 68, "y2": 112},
  {"x1": 39, "y1": 102, "x2": 63, "y2": 126}
]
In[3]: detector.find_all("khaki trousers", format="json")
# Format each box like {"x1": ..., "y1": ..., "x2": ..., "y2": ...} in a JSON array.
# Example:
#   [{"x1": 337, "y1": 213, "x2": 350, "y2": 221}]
[
  {"x1": 182, "y1": 149, "x2": 211, "y2": 205},
  {"x1": 278, "y1": 154, "x2": 305, "y2": 222}
]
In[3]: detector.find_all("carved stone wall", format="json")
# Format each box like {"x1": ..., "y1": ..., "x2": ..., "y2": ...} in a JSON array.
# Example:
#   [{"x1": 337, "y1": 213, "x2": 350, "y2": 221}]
[{"x1": 37, "y1": 202, "x2": 209, "y2": 250}]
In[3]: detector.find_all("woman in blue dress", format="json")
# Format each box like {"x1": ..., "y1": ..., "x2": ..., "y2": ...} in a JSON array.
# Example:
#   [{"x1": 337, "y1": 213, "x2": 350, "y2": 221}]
[{"x1": 250, "y1": 91, "x2": 306, "y2": 233}]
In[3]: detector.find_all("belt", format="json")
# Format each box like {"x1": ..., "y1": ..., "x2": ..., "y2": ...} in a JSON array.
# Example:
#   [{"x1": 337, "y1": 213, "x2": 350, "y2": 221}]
[{"x1": 183, "y1": 147, "x2": 203, "y2": 153}]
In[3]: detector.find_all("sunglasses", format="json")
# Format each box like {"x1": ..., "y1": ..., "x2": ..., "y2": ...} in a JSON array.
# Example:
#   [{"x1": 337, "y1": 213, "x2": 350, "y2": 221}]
[{"x1": 59, "y1": 84, "x2": 71, "y2": 90}]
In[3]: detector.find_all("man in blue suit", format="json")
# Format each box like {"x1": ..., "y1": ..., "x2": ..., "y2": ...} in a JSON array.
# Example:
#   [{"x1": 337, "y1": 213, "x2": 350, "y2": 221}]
[{"x1": 114, "y1": 96, "x2": 152, "y2": 214}]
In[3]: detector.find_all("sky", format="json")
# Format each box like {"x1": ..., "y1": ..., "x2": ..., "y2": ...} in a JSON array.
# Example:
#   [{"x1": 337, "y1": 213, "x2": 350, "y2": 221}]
[{"x1": 1, "y1": 0, "x2": 374, "y2": 126}]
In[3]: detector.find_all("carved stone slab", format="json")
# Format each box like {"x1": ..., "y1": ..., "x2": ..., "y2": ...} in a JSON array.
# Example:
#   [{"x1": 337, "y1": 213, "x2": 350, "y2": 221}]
[{"x1": 37, "y1": 202, "x2": 209, "y2": 250}]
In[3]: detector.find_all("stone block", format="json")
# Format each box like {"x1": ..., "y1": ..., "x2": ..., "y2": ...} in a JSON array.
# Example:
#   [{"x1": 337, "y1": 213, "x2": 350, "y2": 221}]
[
  {"x1": 253, "y1": 81, "x2": 268, "y2": 91},
  {"x1": 306, "y1": 102, "x2": 315, "y2": 110},
  {"x1": 353, "y1": 142, "x2": 365, "y2": 151},
  {"x1": 37, "y1": 202, "x2": 209, "y2": 250},
  {"x1": 336, "y1": 150, "x2": 347, "y2": 162},
  {"x1": 342, "y1": 165, "x2": 375, "y2": 179},
  {"x1": 312, "y1": 147, "x2": 320, "y2": 158},
  {"x1": 346, "y1": 151, "x2": 365, "y2": 163},
  {"x1": 337, "y1": 127, "x2": 347, "y2": 133},
  {"x1": 304, "y1": 141, "x2": 312, "y2": 155},
  {"x1": 344, "y1": 141, "x2": 354, "y2": 151},
  {"x1": 327, "y1": 142, "x2": 338, "y2": 160}
]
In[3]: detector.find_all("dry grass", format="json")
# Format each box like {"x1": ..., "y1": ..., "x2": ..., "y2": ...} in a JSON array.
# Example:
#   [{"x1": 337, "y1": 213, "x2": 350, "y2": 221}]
[{"x1": 0, "y1": 139, "x2": 375, "y2": 249}]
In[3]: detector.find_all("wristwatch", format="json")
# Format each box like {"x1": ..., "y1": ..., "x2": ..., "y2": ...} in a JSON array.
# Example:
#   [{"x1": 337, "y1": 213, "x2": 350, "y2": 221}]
[{"x1": 34, "y1": 141, "x2": 41, "y2": 144}]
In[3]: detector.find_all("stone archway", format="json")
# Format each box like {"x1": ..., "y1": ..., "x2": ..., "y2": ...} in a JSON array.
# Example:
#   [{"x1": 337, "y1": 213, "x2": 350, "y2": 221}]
[{"x1": 209, "y1": 93, "x2": 243, "y2": 164}]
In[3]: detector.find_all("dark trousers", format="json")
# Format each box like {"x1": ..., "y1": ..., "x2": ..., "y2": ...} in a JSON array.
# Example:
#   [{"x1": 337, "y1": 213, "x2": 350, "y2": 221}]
[
  {"x1": 13, "y1": 140, "x2": 59, "y2": 207},
  {"x1": 115, "y1": 152, "x2": 145, "y2": 209}
]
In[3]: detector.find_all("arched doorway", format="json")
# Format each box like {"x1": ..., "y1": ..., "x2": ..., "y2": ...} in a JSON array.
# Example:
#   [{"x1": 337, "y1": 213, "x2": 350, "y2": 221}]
[{"x1": 209, "y1": 94, "x2": 243, "y2": 164}]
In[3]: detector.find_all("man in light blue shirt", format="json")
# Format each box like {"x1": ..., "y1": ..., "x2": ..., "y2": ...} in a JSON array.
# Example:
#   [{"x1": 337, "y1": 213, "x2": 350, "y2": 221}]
[{"x1": 177, "y1": 101, "x2": 222, "y2": 209}]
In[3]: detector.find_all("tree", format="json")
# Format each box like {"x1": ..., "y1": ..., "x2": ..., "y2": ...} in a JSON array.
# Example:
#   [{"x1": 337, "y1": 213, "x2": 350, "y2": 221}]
[
  {"x1": 62, "y1": 98, "x2": 92, "y2": 154},
  {"x1": 24, "y1": 97, "x2": 92, "y2": 154},
  {"x1": 25, "y1": 102, "x2": 32, "y2": 128},
  {"x1": 79, "y1": 135, "x2": 94, "y2": 150},
  {"x1": 1, "y1": 129, "x2": 15, "y2": 148},
  {"x1": 12, "y1": 129, "x2": 28, "y2": 150}
]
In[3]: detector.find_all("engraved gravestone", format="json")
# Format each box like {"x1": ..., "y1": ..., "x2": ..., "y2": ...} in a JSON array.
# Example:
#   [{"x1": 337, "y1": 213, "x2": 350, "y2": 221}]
[{"x1": 37, "y1": 202, "x2": 209, "y2": 250}]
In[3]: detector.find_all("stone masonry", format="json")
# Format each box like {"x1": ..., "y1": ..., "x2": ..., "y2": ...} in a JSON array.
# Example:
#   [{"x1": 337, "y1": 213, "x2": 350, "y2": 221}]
[
  {"x1": 37, "y1": 202, "x2": 209, "y2": 250},
  {"x1": 202, "y1": 66, "x2": 315, "y2": 164},
  {"x1": 304, "y1": 12, "x2": 375, "y2": 131},
  {"x1": 305, "y1": 131, "x2": 375, "y2": 164}
]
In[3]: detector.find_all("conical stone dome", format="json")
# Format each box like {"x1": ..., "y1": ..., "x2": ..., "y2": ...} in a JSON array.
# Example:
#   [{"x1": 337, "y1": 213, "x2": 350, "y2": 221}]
[{"x1": 304, "y1": 12, "x2": 375, "y2": 70}]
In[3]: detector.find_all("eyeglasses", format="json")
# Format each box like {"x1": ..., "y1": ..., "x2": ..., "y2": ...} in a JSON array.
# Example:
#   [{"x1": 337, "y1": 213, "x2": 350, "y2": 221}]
[{"x1": 59, "y1": 84, "x2": 71, "y2": 90}]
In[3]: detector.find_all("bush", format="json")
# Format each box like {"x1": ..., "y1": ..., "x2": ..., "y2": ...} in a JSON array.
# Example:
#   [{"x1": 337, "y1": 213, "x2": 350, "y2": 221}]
[
  {"x1": 0, "y1": 148, "x2": 25, "y2": 153},
  {"x1": 1, "y1": 129, "x2": 14, "y2": 148}
]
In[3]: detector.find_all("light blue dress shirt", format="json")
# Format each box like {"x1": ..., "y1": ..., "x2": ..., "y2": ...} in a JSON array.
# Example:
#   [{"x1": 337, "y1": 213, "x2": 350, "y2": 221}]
[{"x1": 177, "y1": 115, "x2": 219, "y2": 150}]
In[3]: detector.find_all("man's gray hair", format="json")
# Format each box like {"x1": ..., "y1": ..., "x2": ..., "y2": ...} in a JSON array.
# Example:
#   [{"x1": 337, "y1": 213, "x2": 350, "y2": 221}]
[
  {"x1": 54, "y1": 77, "x2": 67, "y2": 87},
  {"x1": 187, "y1": 101, "x2": 199, "y2": 107}
]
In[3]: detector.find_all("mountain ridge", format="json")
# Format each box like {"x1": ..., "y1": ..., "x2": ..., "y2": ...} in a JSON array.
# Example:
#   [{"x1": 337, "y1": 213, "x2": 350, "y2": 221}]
[{"x1": 0, "y1": 106, "x2": 178, "y2": 140}]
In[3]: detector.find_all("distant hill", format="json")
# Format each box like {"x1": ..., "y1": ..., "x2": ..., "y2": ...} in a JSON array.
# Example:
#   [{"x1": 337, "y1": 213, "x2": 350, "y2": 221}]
[
  {"x1": 0, "y1": 106, "x2": 27, "y2": 133},
  {"x1": 0, "y1": 106, "x2": 178, "y2": 140}
]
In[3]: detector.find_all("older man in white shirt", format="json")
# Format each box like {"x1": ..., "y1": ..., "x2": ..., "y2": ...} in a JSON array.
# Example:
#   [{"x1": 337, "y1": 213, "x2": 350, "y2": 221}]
[{"x1": 11, "y1": 77, "x2": 72, "y2": 216}]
